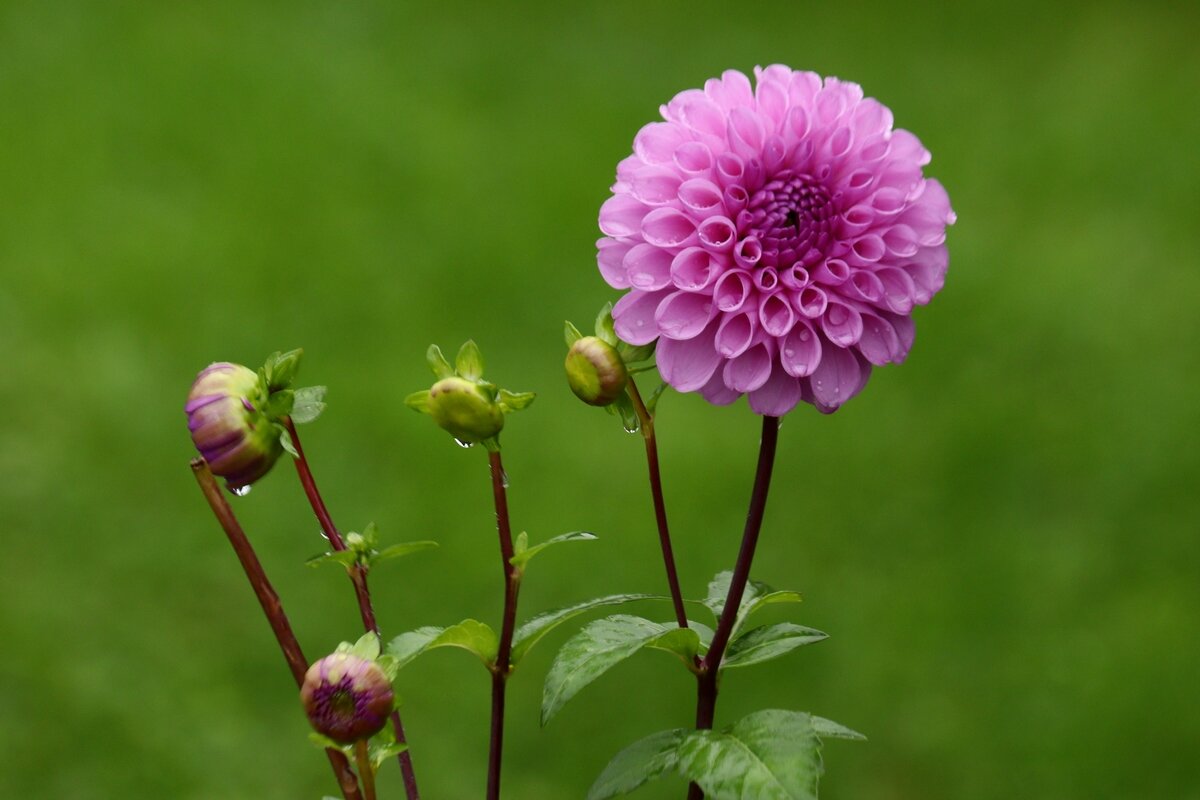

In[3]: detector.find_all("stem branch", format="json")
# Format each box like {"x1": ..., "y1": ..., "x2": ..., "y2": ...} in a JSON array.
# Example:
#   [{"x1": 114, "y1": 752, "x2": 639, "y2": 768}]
[
  {"x1": 191, "y1": 459, "x2": 363, "y2": 800},
  {"x1": 285, "y1": 419, "x2": 421, "y2": 800}
]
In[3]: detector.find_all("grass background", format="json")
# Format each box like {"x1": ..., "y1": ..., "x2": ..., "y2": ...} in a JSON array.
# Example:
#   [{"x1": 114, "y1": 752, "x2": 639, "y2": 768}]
[{"x1": 2, "y1": 1, "x2": 1198, "y2": 797}]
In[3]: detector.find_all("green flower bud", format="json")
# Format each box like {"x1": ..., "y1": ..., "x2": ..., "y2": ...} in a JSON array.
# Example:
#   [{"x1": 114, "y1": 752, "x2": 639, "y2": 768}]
[
  {"x1": 301, "y1": 653, "x2": 394, "y2": 745},
  {"x1": 185, "y1": 363, "x2": 282, "y2": 490},
  {"x1": 428, "y1": 376, "x2": 505, "y2": 443},
  {"x1": 565, "y1": 336, "x2": 629, "y2": 406}
]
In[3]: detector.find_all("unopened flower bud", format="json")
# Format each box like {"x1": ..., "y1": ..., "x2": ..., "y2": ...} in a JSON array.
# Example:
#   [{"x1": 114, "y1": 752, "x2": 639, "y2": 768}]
[
  {"x1": 301, "y1": 653, "x2": 394, "y2": 745},
  {"x1": 185, "y1": 363, "x2": 281, "y2": 489},
  {"x1": 428, "y1": 376, "x2": 504, "y2": 443},
  {"x1": 565, "y1": 336, "x2": 628, "y2": 406}
]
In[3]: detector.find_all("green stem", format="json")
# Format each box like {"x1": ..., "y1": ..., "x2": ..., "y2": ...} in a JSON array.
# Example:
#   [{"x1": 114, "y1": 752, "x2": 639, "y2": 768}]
[{"x1": 355, "y1": 740, "x2": 377, "y2": 800}]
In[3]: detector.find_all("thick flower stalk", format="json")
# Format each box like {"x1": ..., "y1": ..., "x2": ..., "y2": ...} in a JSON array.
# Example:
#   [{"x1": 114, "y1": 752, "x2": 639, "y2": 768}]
[{"x1": 599, "y1": 65, "x2": 955, "y2": 415}]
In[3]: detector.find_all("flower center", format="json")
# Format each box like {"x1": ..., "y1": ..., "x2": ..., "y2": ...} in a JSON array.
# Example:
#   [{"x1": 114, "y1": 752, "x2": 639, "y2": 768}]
[{"x1": 745, "y1": 172, "x2": 835, "y2": 270}]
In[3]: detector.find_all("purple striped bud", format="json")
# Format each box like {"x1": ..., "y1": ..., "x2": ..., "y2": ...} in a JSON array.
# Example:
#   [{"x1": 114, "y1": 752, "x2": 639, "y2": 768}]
[
  {"x1": 185, "y1": 362, "x2": 281, "y2": 490},
  {"x1": 301, "y1": 653, "x2": 394, "y2": 744}
]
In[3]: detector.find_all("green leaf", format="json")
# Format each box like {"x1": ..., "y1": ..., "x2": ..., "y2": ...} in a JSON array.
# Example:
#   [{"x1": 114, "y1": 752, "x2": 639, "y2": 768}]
[
  {"x1": 675, "y1": 710, "x2": 823, "y2": 800},
  {"x1": 618, "y1": 341, "x2": 655, "y2": 364},
  {"x1": 498, "y1": 388, "x2": 536, "y2": 413},
  {"x1": 386, "y1": 619, "x2": 498, "y2": 670},
  {"x1": 291, "y1": 385, "x2": 327, "y2": 424},
  {"x1": 510, "y1": 531, "x2": 597, "y2": 570},
  {"x1": 510, "y1": 593, "x2": 658, "y2": 665},
  {"x1": 455, "y1": 340, "x2": 484, "y2": 380},
  {"x1": 594, "y1": 302, "x2": 618, "y2": 346},
  {"x1": 587, "y1": 728, "x2": 687, "y2": 800},
  {"x1": 702, "y1": 572, "x2": 803, "y2": 638},
  {"x1": 370, "y1": 741, "x2": 409, "y2": 769},
  {"x1": 721, "y1": 623, "x2": 827, "y2": 670},
  {"x1": 564, "y1": 320, "x2": 583, "y2": 347},
  {"x1": 306, "y1": 549, "x2": 359, "y2": 569},
  {"x1": 810, "y1": 716, "x2": 867, "y2": 741},
  {"x1": 542, "y1": 616, "x2": 699, "y2": 725},
  {"x1": 266, "y1": 348, "x2": 304, "y2": 390},
  {"x1": 277, "y1": 424, "x2": 299, "y2": 458},
  {"x1": 374, "y1": 541, "x2": 439, "y2": 564},
  {"x1": 309, "y1": 732, "x2": 346, "y2": 752},
  {"x1": 611, "y1": 392, "x2": 641, "y2": 434},
  {"x1": 405, "y1": 390, "x2": 432, "y2": 413},
  {"x1": 267, "y1": 388, "x2": 295, "y2": 419},
  {"x1": 339, "y1": 632, "x2": 380, "y2": 661},
  {"x1": 644, "y1": 381, "x2": 667, "y2": 414},
  {"x1": 426, "y1": 344, "x2": 454, "y2": 379}
]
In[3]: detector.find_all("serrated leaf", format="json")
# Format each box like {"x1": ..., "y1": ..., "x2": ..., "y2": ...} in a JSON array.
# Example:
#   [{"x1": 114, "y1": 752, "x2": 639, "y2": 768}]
[
  {"x1": 278, "y1": 425, "x2": 299, "y2": 458},
  {"x1": 564, "y1": 320, "x2": 583, "y2": 347},
  {"x1": 405, "y1": 390, "x2": 432, "y2": 413},
  {"x1": 455, "y1": 340, "x2": 484, "y2": 380},
  {"x1": 386, "y1": 620, "x2": 498, "y2": 670},
  {"x1": 810, "y1": 716, "x2": 867, "y2": 741},
  {"x1": 511, "y1": 531, "x2": 597, "y2": 569},
  {"x1": 542, "y1": 616, "x2": 699, "y2": 725},
  {"x1": 498, "y1": 388, "x2": 536, "y2": 413},
  {"x1": 587, "y1": 728, "x2": 687, "y2": 800},
  {"x1": 594, "y1": 302, "x2": 618, "y2": 346},
  {"x1": 721, "y1": 623, "x2": 827, "y2": 670},
  {"x1": 675, "y1": 710, "x2": 823, "y2": 800},
  {"x1": 426, "y1": 344, "x2": 454, "y2": 379},
  {"x1": 374, "y1": 541, "x2": 439, "y2": 564},
  {"x1": 291, "y1": 385, "x2": 327, "y2": 424},
  {"x1": 306, "y1": 549, "x2": 359, "y2": 569},
  {"x1": 510, "y1": 593, "x2": 658, "y2": 664}
]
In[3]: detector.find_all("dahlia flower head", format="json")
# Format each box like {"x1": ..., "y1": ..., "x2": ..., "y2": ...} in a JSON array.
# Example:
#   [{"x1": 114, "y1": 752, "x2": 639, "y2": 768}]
[{"x1": 598, "y1": 66, "x2": 955, "y2": 415}]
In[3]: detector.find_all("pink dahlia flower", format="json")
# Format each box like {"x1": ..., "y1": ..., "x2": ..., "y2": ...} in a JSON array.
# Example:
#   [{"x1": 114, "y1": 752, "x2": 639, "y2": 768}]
[{"x1": 598, "y1": 66, "x2": 955, "y2": 415}]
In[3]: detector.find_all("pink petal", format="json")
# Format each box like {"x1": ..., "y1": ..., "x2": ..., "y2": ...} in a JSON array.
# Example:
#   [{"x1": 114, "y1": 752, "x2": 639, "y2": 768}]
[
  {"x1": 809, "y1": 341, "x2": 862, "y2": 408},
  {"x1": 876, "y1": 267, "x2": 916, "y2": 314},
  {"x1": 597, "y1": 238, "x2": 632, "y2": 289},
  {"x1": 759, "y1": 292, "x2": 795, "y2": 337},
  {"x1": 748, "y1": 359, "x2": 802, "y2": 416},
  {"x1": 641, "y1": 208, "x2": 698, "y2": 248},
  {"x1": 657, "y1": 319, "x2": 721, "y2": 391},
  {"x1": 634, "y1": 122, "x2": 690, "y2": 165},
  {"x1": 697, "y1": 216, "x2": 737, "y2": 253},
  {"x1": 599, "y1": 194, "x2": 648, "y2": 239},
  {"x1": 821, "y1": 301, "x2": 864, "y2": 347},
  {"x1": 624, "y1": 243, "x2": 675, "y2": 291},
  {"x1": 655, "y1": 290, "x2": 716, "y2": 340},
  {"x1": 673, "y1": 142, "x2": 713, "y2": 176},
  {"x1": 612, "y1": 289, "x2": 667, "y2": 345},
  {"x1": 723, "y1": 342, "x2": 773, "y2": 392},
  {"x1": 715, "y1": 311, "x2": 756, "y2": 358},
  {"x1": 629, "y1": 166, "x2": 683, "y2": 206},
  {"x1": 678, "y1": 179, "x2": 723, "y2": 216},
  {"x1": 713, "y1": 269, "x2": 753, "y2": 312},
  {"x1": 780, "y1": 320, "x2": 822, "y2": 377},
  {"x1": 699, "y1": 369, "x2": 741, "y2": 406},
  {"x1": 856, "y1": 311, "x2": 903, "y2": 365},
  {"x1": 670, "y1": 247, "x2": 721, "y2": 291}
]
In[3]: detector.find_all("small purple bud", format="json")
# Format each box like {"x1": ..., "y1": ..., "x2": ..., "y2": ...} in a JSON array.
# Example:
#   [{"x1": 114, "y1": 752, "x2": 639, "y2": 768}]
[
  {"x1": 565, "y1": 337, "x2": 628, "y2": 406},
  {"x1": 300, "y1": 653, "x2": 394, "y2": 745},
  {"x1": 428, "y1": 376, "x2": 505, "y2": 443},
  {"x1": 185, "y1": 362, "x2": 281, "y2": 490}
]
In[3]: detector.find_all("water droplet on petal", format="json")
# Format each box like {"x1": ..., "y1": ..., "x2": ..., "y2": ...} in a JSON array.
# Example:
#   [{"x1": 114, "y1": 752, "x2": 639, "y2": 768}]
[
  {"x1": 784, "y1": 348, "x2": 794, "y2": 357},
  {"x1": 230, "y1": 485, "x2": 251, "y2": 497},
  {"x1": 454, "y1": 438, "x2": 475, "y2": 449}
]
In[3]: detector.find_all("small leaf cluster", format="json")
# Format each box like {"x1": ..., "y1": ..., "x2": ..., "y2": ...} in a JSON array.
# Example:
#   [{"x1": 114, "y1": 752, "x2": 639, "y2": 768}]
[
  {"x1": 254, "y1": 349, "x2": 328, "y2": 457},
  {"x1": 406, "y1": 341, "x2": 535, "y2": 450},
  {"x1": 539, "y1": 570, "x2": 823, "y2": 726},
  {"x1": 307, "y1": 521, "x2": 437, "y2": 572}
]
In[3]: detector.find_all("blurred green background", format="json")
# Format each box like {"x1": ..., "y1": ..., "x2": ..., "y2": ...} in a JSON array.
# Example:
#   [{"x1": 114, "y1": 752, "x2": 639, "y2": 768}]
[{"x1": 2, "y1": 1, "x2": 1197, "y2": 797}]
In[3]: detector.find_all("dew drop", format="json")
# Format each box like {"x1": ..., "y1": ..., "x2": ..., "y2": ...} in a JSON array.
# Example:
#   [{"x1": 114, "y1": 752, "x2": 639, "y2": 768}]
[
  {"x1": 230, "y1": 485, "x2": 251, "y2": 497},
  {"x1": 784, "y1": 348, "x2": 795, "y2": 358},
  {"x1": 623, "y1": 418, "x2": 642, "y2": 434},
  {"x1": 454, "y1": 438, "x2": 475, "y2": 449},
  {"x1": 501, "y1": 470, "x2": 510, "y2": 489},
  {"x1": 636, "y1": 319, "x2": 645, "y2": 327}
]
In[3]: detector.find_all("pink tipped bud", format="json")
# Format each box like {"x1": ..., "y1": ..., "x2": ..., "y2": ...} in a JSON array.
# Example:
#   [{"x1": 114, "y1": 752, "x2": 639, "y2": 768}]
[{"x1": 300, "y1": 653, "x2": 394, "y2": 745}]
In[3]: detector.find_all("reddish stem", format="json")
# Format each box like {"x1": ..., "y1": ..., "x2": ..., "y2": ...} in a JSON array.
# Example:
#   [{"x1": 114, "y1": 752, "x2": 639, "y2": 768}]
[
  {"x1": 191, "y1": 459, "x2": 363, "y2": 800},
  {"x1": 284, "y1": 419, "x2": 421, "y2": 800},
  {"x1": 686, "y1": 415, "x2": 781, "y2": 800},
  {"x1": 626, "y1": 378, "x2": 689, "y2": 630},
  {"x1": 487, "y1": 449, "x2": 521, "y2": 800}
]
